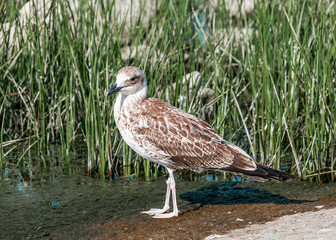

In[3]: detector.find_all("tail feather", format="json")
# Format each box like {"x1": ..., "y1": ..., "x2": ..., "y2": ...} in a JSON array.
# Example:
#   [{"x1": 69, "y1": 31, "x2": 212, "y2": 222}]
[
  {"x1": 256, "y1": 164, "x2": 297, "y2": 180},
  {"x1": 217, "y1": 163, "x2": 297, "y2": 182}
]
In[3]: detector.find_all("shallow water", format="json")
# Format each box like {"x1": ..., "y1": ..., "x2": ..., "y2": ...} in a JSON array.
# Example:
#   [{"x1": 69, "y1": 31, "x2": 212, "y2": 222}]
[
  {"x1": 1, "y1": 145, "x2": 336, "y2": 240},
  {"x1": 0, "y1": 163, "x2": 216, "y2": 239},
  {"x1": 0, "y1": 145, "x2": 218, "y2": 239}
]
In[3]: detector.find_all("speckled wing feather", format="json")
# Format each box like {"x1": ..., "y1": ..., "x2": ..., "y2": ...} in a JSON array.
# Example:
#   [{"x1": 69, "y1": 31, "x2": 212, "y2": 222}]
[{"x1": 132, "y1": 98, "x2": 257, "y2": 172}]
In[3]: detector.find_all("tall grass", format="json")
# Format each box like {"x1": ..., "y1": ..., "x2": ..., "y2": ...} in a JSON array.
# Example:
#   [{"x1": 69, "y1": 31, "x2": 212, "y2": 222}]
[{"x1": 0, "y1": 0, "x2": 335, "y2": 182}]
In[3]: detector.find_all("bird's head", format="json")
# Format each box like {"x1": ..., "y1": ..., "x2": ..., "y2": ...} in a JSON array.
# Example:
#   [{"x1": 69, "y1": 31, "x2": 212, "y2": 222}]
[{"x1": 106, "y1": 66, "x2": 147, "y2": 97}]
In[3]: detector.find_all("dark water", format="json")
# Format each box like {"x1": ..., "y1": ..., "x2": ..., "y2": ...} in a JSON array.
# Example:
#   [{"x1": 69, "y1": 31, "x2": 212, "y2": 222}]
[
  {"x1": 0, "y1": 144, "x2": 220, "y2": 239},
  {"x1": 1, "y1": 145, "x2": 336, "y2": 240}
]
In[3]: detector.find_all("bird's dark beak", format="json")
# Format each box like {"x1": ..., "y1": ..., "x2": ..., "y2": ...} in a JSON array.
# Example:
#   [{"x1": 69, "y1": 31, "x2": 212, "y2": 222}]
[{"x1": 106, "y1": 83, "x2": 123, "y2": 97}]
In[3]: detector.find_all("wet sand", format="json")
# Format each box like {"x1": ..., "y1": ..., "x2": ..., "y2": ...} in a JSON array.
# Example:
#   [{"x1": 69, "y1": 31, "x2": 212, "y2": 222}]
[
  {"x1": 94, "y1": 196, "x2": 336, "y2": 240},
  {"x1": 92, "y1": 181, "x2": 336, "y2": 240}
]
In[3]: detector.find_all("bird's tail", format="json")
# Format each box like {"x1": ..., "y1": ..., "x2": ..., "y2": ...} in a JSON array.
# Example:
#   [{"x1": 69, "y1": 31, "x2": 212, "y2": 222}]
[
  {"x1": 254, "y1": 163, "x2": 298, "y2": 182},
  {"x1": 223, "y1": 163, "x2": 298, "y2": 182}
]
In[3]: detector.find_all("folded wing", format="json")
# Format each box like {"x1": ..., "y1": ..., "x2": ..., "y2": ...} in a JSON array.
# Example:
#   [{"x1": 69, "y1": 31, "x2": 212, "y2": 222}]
[{"x1": 133, "y1": 98, "x2": 257, "y2": 172}]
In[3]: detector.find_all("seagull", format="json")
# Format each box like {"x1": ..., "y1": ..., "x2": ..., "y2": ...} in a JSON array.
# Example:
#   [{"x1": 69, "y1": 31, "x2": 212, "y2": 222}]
[{"x1": 107, "y1": 66, "x2": 296, "y2": 218}]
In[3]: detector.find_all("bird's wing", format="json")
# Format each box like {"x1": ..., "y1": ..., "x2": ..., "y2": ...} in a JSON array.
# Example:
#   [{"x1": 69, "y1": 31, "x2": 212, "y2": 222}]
[{"x1": 133, "y1": 98, "x2": 256, "y2": 171}]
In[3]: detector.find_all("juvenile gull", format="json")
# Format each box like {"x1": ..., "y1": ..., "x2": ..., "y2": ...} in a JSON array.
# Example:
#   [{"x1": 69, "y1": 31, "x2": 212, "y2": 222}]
[{"x1": 107, "y1": 66, "x2": 296, "y2": 219}]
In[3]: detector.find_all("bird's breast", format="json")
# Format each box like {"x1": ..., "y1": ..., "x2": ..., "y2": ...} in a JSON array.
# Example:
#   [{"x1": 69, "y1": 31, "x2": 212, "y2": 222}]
[{"x1": 114, "y1": 99, "x2": 167, "y2": 163}]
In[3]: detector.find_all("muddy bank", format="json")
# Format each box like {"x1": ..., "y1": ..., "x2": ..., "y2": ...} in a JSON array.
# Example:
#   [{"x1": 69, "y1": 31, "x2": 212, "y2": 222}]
[
  {"x1": 93, "y1": 181, "x2": 336, "y2": 240},
  {"x1": 95, "y1": 198, "x2": 336, "y2": 240},
  {"x1": 2, "y1": 176, "x2": 336, "y2": 240}
]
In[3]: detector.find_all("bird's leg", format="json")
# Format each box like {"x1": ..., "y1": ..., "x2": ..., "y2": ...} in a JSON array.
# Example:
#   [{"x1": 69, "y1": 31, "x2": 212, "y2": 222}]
[
  {"x1": 150, "y1": 169, "x2": 179, "y2": 218},
  {"x1": 141, "y1": 169, "x2": 179, "y2": 218},
  {"x1": 141, "y1": 176, "x2": 171, "y2": 215},
  {"x1": 170, "y1": 172, "x2": 179, "y2": 217}
]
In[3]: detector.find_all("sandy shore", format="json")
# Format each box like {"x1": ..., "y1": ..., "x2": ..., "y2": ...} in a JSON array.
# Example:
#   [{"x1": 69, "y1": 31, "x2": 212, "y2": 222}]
[
  {"x1": 93, "y1": 195, "x2": 336, "y2": 240},
  {"x1": 206, "y1": 207, "x2": 336, "y2": 240},
  {"x1": 90, "y1": 181, "x2": 336, "y2": 240}
]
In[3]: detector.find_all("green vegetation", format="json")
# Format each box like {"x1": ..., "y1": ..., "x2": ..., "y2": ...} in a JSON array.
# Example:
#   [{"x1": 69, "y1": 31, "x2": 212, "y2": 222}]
[{"x1": 1, "y1": 0, "x2": 335, "y2": 182}]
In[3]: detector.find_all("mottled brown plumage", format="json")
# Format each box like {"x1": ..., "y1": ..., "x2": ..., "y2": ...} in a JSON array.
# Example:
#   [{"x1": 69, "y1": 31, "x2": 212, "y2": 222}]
[
  {"x1": 130, "y1": 98, "x2": 257, "y2": 172},
  {"x1": 107, "y1": 66, "x2": 296, "y2": 218}
]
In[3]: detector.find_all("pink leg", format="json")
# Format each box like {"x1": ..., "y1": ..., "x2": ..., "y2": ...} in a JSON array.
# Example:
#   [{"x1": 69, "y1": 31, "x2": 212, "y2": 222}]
[{"x1": 141, "y1": 169, "x2": 179, "y2": 218}]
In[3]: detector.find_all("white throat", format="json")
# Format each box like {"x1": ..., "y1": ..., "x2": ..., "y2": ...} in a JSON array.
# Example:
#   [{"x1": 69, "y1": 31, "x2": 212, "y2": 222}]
[{"x1": 114, "y1": 85, "x2": 148, "y2": 113}]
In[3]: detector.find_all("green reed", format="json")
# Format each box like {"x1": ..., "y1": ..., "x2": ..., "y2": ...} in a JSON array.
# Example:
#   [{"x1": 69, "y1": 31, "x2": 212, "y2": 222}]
[{"x1": 0, "y1": 0, "x2": 335, "y2": 182}]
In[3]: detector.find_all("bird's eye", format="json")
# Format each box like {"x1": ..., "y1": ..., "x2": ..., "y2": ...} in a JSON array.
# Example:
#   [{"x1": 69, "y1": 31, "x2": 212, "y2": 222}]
[{"x1": 130, "y1": 77, "x2": 136, "y2": 82}]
